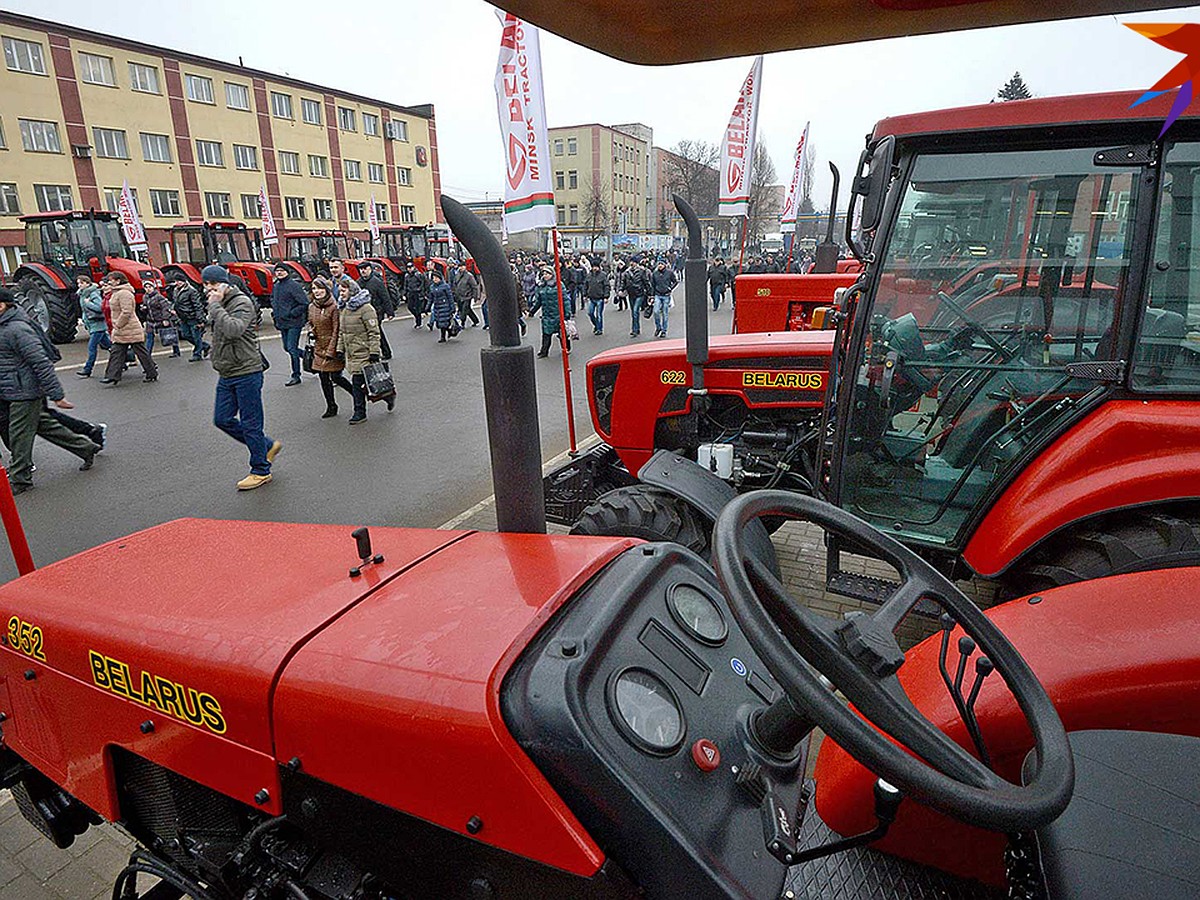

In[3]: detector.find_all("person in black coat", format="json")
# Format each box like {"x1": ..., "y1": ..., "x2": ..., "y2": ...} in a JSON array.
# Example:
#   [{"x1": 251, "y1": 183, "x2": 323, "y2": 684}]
[
  {"x1": 584, "y1": 265, "x2": 610, "y2": 335},
  {"x1": 403, "y1": 263, "x2": 428, "y2": 327},
  {"x1": 270, "y1": 264, "x2": 310, "y2": 385},
  {"x1": 707, "y1": 257, "x2": 729, "y2": 310},
  {"x1": 357, "y1": 261, "x2": 393, "y2": 360}
]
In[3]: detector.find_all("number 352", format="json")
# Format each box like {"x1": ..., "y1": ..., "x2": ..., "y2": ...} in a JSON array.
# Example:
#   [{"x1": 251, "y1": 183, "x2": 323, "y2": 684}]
[{"x1": 7, "y1": 615, "x2": 45, "y2": 661}]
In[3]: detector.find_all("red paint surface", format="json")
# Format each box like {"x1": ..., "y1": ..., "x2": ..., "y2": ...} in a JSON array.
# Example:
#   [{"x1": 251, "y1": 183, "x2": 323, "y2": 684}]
[
  {"x1": 273, "y1": 531, "x2": 636, "y2": 876},
  {"x1": 963, "y1": 401, "x2": 1200, "y2": 577},
  {"x1": 732, "y1": 273, "x2": 855, "y2": 333},
  {"x1": 16, "y1": 262, "x2": 70, "y2": 291},
  {"x1": 813, "y1": 567, "x2": 1200, "y2": 884}
]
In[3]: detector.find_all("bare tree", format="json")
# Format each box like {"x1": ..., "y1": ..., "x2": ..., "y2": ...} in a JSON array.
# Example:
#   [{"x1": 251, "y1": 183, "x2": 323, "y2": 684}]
[
  {"x1": 666, "y1": 140, "x2": 720, "y2": 220},
  {"x1": 582, "y1": 176, "x2": 609, "y2": 251},
  {"x1": 746, "y1": 137, "x2": 778, "y2": 244}
]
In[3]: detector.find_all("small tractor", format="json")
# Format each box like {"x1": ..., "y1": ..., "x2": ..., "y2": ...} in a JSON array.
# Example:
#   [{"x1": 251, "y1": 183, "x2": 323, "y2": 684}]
[
  {"x1": 548, "y1": 88, "x2": 1200, "y2": 603},
  {"x1": 11, "y1": 210, "x2": 163, "y2": 343},
  {"x1": 163, "y1": 220, "x2": 275, "y2": 306},
  {"x1": 279, "y1": 230, "x2": 362, "y2": 283}
]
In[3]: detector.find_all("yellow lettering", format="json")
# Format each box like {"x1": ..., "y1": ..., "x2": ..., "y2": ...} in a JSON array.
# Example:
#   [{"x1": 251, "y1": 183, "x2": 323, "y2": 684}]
[{"x1": 90, "y1": 650, "x2": 109, "y2": 688}]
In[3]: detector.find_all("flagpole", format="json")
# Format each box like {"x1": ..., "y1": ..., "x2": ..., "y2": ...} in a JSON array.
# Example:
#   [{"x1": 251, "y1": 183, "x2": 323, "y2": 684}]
[
  {"x1": 551, "y1": 227, "x2": 578, "y2": 455},
  {"x1": 736, "y1": 215, "x2": 749, "y2": 274}
]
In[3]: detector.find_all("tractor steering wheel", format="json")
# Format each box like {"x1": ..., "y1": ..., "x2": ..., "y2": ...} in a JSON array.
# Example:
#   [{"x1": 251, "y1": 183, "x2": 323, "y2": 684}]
[{"x1": 712, "y1": 491, "x2": 1073, "y2": 833}]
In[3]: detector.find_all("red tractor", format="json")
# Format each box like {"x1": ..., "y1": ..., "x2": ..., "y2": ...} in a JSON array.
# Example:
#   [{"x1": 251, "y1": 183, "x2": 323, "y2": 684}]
[
  {"x1": 279, "y1": 230, "x2": 361, "y2": 283},
  {"x1": 164, "y1": 221, "x2": 275, "y2": 306},
  {"x1": 0, "y1": 189, "x2": 1196, "y2": 900},
  {"x1": 550, "y1": 88, "x2": 1200, "y2": 602},
  {"x1": 11, "y1": 210, "x2": 163, "y2": 343}
]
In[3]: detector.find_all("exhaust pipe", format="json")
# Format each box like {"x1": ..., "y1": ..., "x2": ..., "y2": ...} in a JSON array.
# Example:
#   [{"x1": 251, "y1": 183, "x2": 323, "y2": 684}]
[
  {"x1": 811, "y1": 162, "x2": 842, "y2": 274},
  {"x1": 440, "y1": 196, "x2": 546, "y2": 534},
  {"x1": 674, "y1": 194, "x2": 708, "y2": 397}
]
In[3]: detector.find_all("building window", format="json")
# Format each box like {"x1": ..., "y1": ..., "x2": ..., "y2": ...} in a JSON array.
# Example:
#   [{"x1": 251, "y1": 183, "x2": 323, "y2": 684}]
[
  {"x1": 185, "y1": 74, "x2": 214, "y2": 104},
  {"x1": 344, "y1": 159, "x2": 362, "y2": 181},
  {"x1": 128, "y1": 62, "x2": 159, "y2": 94},
  {"x1": 390, "y1": 119, "x2": 408, "y2": 141},
  {"x1": 367, "y1": 162, "x2": 384, "y2": 184},
  {"x1": 400, "y1": 205, "x2": 416, "y2": 224},
  {"x1": 569, "y1": 170, "x2": 578, "y2": 189},
  {"x1": 204, "y1": 192, "x2": 231, "y2": 217},
  {"x1": 241, "y1": 193, "x2": 261, "y2": 218},
  {"x1": 3, "y1": 37, "x2": 45, "y2": 75},
  {"x1": 92, "y1": 127, "x2": 129, "y2": 159},
  {"x1": 19, "y1": 119, "x2": 61, "y2": 153},
  {"x1": 348, "y1": 201, "x2": 366, "y2": 222},
  {"x1": 556, "y1": 205, "x2": 565, "y2": 226},
  {"x1": 33, "y1": 184, "x2": 72, "y2": 212},
  {"x1": 301, "y1": 98, "x2": 322, "y2": 125},
  {"x1": 0, "y1": 183, "x2": 20, "y2": 215},
  {"x1": 308, "y1": 154, "x2": 328, "y2": 177},
  {"x1": 568, "y1": 137, "x2": 577, "y2": 155},
  {"x1": 278, "y1": 150, "x2": 300, "y2": 175},
  {"x1": 0, "y1": 117, "x2": 5, "y2": 149},
  {"x1": 233, "y1": 144, "x2": 258, "y2": 170},
  {"x1": 225, "y1": 82, "x2": 251, "y2": 110},
  {"x1": 553, "y1": 139, "x2": 563, "y2": 156},
  {"x1": 568, "y1": 204, "x2": 579, "y2": 226},
  {"x1": 78, "y1": 52, "x2": 115, "y2": 86},
  {"x1": 313, "y1": 198, "x2": 333, "y2": 221},
  {"x1": 375, "y1": 203, "x2": 388, "y2": 223},
  {"x1": 102, "y1": 187, "x2": 137, "y2": 214},
  {"x1": 195, "y1": 139, "x2": 224, "y2": 167},
  {"x1": 338, "y1": 107, "x2": 356, "y2": 132},
  {"x1": 363, "y1": 113, "x2": 379, "y2": 136},
  {"x1": 285, "y1": 197, "x2": 306, "y2": 220},
  {"x1": 149, "y1": 189, "x2": 180, "y2": 217},
  {"x1": 397, "y1": 166, "x2": 412, "y2": 186},
  {"x1": 141, "y1": 132, "x2": 172, "y2": 163},
  {"x1": 555, "y1": 171, "x2": 564, "y2": 190},
  {"x1": 271, "y1": 91, "x2": 293, "y2": 120}
]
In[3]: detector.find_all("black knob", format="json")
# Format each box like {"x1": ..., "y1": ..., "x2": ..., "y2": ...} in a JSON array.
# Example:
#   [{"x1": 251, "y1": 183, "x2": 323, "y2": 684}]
[
  {"x1": 254, "y1": 789, "x2": 270, "y2": 805},
  {"x1": 735, "y1": 762, "x2": 768, "y2": 805},
  {"x1": 22, "y1": 670, "x2": 34, "y2": 681},
  {"x1": 465, "y1": 815, "x2": 483, "y2": 835},
  {"x1": 140, "y1": 720, "x2": 155, "y2": 734},
  {"x1": 352, "y1": 526, "x2": 373, "y2": 562}
]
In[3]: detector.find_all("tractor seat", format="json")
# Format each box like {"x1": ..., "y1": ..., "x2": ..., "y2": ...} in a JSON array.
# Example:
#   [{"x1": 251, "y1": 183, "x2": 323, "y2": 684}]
[{"x1": 1023, "y1": 730, "x2": 1200, "y2": 900}]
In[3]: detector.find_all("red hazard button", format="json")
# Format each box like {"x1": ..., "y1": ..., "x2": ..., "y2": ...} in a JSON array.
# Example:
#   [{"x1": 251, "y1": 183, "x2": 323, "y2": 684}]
[{"x1": 691, "y1": 739, "x2": 721, "y2": 772}]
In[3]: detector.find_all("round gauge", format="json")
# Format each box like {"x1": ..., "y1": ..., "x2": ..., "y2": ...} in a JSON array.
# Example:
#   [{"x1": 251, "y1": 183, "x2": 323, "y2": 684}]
[
  {"x1": 608, "y1": 668, "x2": 685, "y2": 755},
  {"x1": 668, "y1": 583, "x2": 728, "y2": 646}
]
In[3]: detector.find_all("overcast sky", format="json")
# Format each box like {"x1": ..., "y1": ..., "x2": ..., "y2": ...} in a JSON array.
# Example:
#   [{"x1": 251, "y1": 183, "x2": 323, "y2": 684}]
[{"x1": 7, "y1": 1, "x2": 1200, "y2": 212}]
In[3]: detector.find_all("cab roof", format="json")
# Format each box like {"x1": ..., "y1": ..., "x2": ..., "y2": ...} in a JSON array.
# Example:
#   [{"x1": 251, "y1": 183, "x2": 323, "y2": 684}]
[
  {"x1": 174, "y1": 220, "x2": 247, "y2": 230},
  {"x1": 875, "y1": 89, "x2": 1197, "y2": 140},
  {"x1": 20, "y1": 210, "x2": 117, "y2": 222},
  {"x1": 492, "y1": 1, "x2": 1177, "y2": 65}
]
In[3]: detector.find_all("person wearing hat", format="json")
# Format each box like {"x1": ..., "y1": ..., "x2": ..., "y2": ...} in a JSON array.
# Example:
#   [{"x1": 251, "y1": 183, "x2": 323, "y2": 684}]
[
  {"x1": 203, "y1": 265, "x2": 280, "y2": 490},
  {"x1": 99, "y1": 271, "x2": 158, "y2": 385},
  {"x1": 270, "y1": 263, "x2": 309, "y2": 386}
]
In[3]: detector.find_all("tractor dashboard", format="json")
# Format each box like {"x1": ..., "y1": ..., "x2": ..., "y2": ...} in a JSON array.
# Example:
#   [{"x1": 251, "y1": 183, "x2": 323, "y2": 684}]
[{"x1": 503, "y1": 541, "x2": 804, "y2": 899}]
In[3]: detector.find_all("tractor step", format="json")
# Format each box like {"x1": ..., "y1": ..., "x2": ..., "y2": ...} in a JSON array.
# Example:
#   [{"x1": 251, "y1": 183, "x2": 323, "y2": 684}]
[
  {"x1": 543, "y1": 443, "x2": 635, "y2": 526},
  {"x1": 826, "y1": 570, "x2": 942, "y2": 618}
]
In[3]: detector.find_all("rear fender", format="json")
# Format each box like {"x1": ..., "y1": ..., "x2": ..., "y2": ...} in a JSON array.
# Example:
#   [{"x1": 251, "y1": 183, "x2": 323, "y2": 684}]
[
  {"x1": 637, "y1": 450, "x2": 779, "y2": 577},
  {"x1": 963, "y1": 400, "x2": 1200, "y2": 577},
  {"x1": 14, "y1": 263, "x2": 70, "y2": 292},
  {"x1": 163, "y1": 263, "x2": 202, "y2": 286},
  {"x1": 281, "y1": 261, "x2": 313, "y2": 283}
]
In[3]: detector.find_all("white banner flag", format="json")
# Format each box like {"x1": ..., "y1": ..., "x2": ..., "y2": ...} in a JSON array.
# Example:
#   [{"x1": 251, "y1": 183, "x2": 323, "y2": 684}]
[
  {"x1": 718, "y1": 56, "x2": 764, "y2": 219},
  {"x1": 259, "y1": 184, "x2": 278, "y2": 246},
  {"x1": 117, "y1": 179, "x2": 147, "y2": 252},
  {"x1": 779, "y1": 122, "x2": 809, "y2": 234},
  {"x1": 367, "y1": 193, "x2": 380, "y2": 243},
  {"x1": 495, "y1": 12, "x2": 556, "y2": 234}
]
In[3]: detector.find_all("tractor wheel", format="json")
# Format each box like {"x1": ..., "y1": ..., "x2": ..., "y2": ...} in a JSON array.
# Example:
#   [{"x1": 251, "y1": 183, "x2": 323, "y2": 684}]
[
  {"x1": 19, "y1": 276, "x2": 78, "y2": 344},
  {"x1": 1002, "y1": 508, "x2": 1200, "y2": 597},
  {"x1": 571, "y1": 485, "x2": 711, "y2": 557}
]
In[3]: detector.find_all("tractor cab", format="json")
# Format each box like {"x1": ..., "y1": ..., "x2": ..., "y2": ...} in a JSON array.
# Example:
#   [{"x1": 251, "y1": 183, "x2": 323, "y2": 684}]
[
  {"x1": 165, "y1": 221, "x2": 274, "y2": 303},
  {"x1": 283, "y1": 230, "x2": 360, "y2": 282}
]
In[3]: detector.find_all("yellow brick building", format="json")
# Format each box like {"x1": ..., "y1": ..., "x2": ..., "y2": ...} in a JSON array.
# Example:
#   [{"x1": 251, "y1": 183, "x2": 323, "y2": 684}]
[
  {"x1": 546, "y1": 123, "x2": 651, "y2": 249},
  {"x1": 0, "y1": 11, "x2": 442, "y2": 272}
]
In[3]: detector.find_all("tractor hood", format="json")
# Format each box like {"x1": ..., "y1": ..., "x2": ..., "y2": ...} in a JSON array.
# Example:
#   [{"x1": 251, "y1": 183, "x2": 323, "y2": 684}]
[{"x1": 589, "y1": 329, "x2": 834, "y2": 369}]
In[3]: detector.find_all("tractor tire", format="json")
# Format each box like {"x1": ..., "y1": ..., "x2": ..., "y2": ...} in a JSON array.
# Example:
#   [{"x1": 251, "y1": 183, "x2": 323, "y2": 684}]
[
  {"x1": 1002, "y1": 508, "x2": 1200, "y2": 597},
  {"x1": 19, "y1": 276, "x2": 78, "y2": 344},
  {"x1": 571, "y1": 485, "x2": 711, "y2": 557}
]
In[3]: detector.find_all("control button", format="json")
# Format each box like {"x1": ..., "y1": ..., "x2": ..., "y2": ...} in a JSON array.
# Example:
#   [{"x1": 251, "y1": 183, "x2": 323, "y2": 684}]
[
  {"x1": 746, "y1": 671, "x2": 777, "y2": 703},
  {"x1": 691, "y1": 738, "x2": 721, "y2": 772}
]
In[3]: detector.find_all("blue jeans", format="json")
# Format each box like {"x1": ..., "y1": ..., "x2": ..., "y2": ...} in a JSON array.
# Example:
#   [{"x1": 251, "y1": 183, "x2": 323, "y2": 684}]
[
  {"x1": 653, "y1": 294, "x2": 671, "y2": 335},
  {"x1": 629, "y1": 296, "x2": 644, "y2": 335},
  {"x1": 82, "y1": 330, "x2": 111, "y2": 375},
  {"x1": 213, "y1": 371, "x2": 272, "y2": 475},
  {"x1": 280, "y1": 325, "x2": 302, "y2": 379},
  {"x1": 710, "y1": 282, "x2": 725, "y2": 310},
  {"x1": 180, "y1": 321, "x2": 209, "y2": 359},
  {"x1": 482, "y1": 299, "x2": 489, "y2": 328},
  {"x1": 587, "y1": 298, "x2": 605, "y2": 332}
]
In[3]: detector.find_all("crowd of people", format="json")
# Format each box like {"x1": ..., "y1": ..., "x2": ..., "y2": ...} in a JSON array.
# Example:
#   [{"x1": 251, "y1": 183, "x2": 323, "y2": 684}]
[{"x1": 0, "y1": 241, "x2": 806, "y2": 494}]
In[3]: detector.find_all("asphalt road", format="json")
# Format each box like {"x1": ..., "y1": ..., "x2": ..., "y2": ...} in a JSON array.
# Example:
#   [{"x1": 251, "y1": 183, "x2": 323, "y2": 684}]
[{"x1": 0, "y1": 282, "x2": 728, "y2": 583}]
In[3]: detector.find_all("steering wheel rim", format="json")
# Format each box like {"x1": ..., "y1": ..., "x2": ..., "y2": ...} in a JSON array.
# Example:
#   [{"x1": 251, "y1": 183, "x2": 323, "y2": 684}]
[{"x1": 712, "y1": 490, "x2": 1073, "y2": 833}]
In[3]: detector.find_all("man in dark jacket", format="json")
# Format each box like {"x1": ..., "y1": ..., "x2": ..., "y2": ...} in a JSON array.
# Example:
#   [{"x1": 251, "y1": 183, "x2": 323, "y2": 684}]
[
  {"x1": 450, "y1": 261, "x2": 480, "y2": 327},
  {"x1": 624, "y1": 261, "x2": 649, "y2": 337},
  {"x1": 0, "y1": 288, "x2": 98, "y2": 493},
  {"x1": 204, "y1": 266, "x2": 279, "y2": 491},
  {"x1": 403, "y1": 263, "x2": 428, "y2": 328},
  {"x1": 584, "y1": 264, "x2": 610, "y2": 335},
  {"x1": 357, "y1": 261, "x2": 394, "y2": 360},
  {"x1": 707, "y1": 257, "x2": 729, "y2": 310},
  {"x1": 650, "y1": 261, "x2": 678, "y2": 338},
  {"x1": 169, "y1": 277, "x2": 210, "y2": 362},
  {"x1": 270, "y1": 264, "x2": 309, "y2": 385}
]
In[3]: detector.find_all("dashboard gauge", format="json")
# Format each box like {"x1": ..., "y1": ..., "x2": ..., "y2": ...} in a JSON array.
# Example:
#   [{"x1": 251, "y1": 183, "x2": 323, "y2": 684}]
[
  {"x1": 668, "y1": 583, "x2": 728, "y2": 646},
  {"x1": 608, "y1": 668, "x2": 685, "y2": 755}
]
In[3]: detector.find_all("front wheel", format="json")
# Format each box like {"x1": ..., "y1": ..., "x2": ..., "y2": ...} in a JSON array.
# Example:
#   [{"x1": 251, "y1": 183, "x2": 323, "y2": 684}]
[
  {"x1": 571, "y1": 485, "x2": 710, "y2": 557},
  {"x1": 19, "y1": 276, "x2": 78, "y2": 344}
]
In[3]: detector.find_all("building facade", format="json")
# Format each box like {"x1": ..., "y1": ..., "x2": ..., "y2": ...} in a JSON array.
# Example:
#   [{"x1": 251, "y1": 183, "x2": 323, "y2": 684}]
[
  {"x1": 546, "y1": 123, "x2": 650, "y2": 248},
  {"x1": 0, "y1": 11, "x2": 442, "y2": 272}
]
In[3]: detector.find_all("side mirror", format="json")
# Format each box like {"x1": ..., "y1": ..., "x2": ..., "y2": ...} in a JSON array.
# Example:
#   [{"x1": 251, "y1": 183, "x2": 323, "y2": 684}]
[{"x1": 855, "y1": 135, "x2": 895, "y2": 234}]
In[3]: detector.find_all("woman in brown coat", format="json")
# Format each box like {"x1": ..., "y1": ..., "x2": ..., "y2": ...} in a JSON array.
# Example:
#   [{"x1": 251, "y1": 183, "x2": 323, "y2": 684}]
[
  {"x1": 307, "y1": 277, "x2": 353, "y2": 418},
  {"x1": 100, "y1": 271, "x2": 158, "y2": 385}
]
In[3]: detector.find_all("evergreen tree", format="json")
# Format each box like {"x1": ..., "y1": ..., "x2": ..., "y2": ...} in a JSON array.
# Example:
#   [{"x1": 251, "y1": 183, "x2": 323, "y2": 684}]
[{"x1": 997, "y1": 71, "x2": 1032, "y2": 102}]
